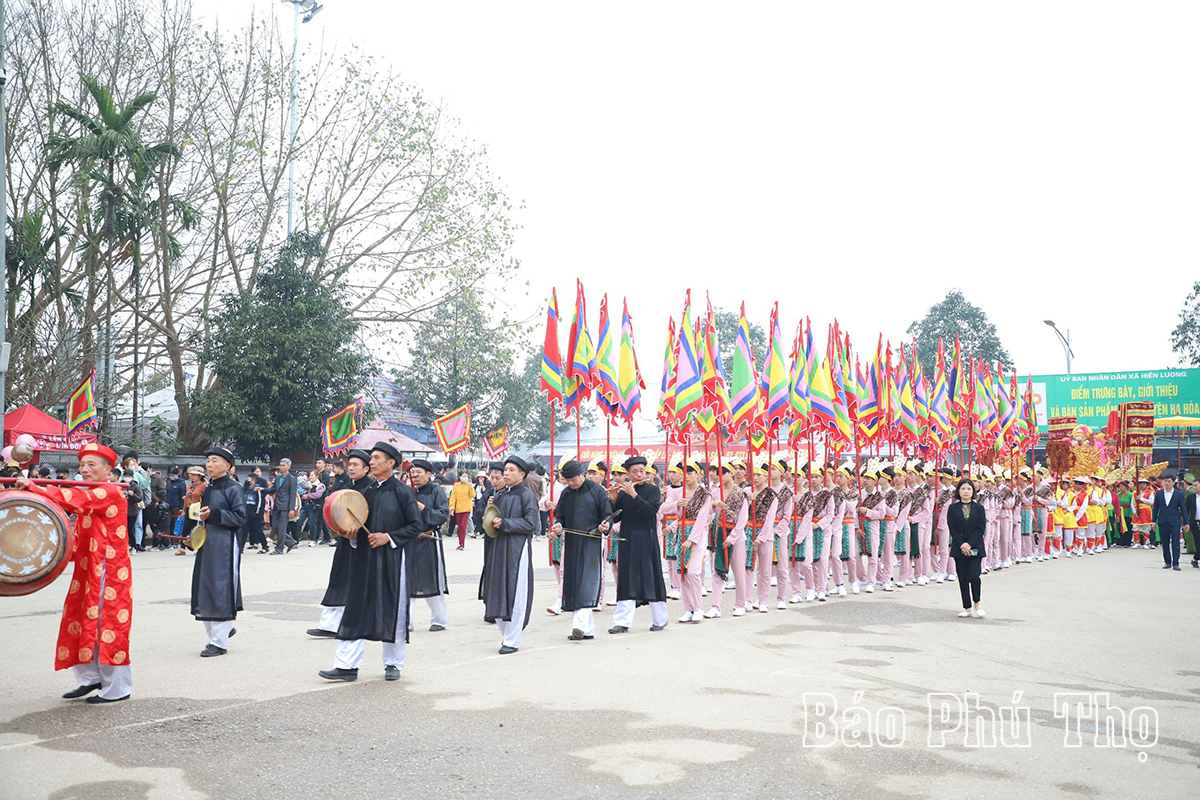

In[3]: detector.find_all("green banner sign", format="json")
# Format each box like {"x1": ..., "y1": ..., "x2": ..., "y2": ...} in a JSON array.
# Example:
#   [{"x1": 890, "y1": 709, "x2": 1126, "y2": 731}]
[{"x1": 1021, "y1": 369, "x2": 1200, "y2": 431}]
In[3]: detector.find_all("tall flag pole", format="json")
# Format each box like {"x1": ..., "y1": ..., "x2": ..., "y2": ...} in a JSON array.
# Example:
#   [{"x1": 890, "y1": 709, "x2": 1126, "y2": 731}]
[{"x1": 787, "y1": 320, "x2": 811, "y2": 448}]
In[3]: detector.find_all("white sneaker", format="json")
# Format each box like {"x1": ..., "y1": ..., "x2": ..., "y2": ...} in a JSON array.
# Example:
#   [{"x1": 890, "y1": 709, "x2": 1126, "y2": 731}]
[
  {"x1": 806, "y1": 590, "x2": 816, "y2": 601},
  {"x1": 770, "y1": 576, "x2": 777, "y2": 587},
  {"x1": 917, "y1": 576, "x2": 928, "y2": 586},
  {"x1": 606, "y1": 599, "x2": 617, "y2": 606},
  {"x1": 936, "y1": 575, "x2": 945, "y2": 584},
  {"x1": 777, "y1": 600, "x2": 787, "y2": 610},
  {"x1": 864, "y1": 583, "x2": 875, "y2": 593},
  {"x1": 667, "y1": 589, "x2": 681, "y2": 600},
  {"x1": 817, "y1": 592, "x2": 827, "y2": 601},
  {"x1": 678, "y1": 612, "x2": 694, "y2": 623},
  {"x1": 1052, "y1": 551, "x2": 1060, "y2": 559},
  {"x1": 545, "y1": 605, "x2": 561, "y2": 615},
  {"x1": 882, "y1": 583, "x2": 894, "y2": 592},
  {"x1": 750, "y1": 602, "x2": 759, "y2": 610},
  {"x1": 732, "y1": 607, "x2": 745, "y2": 617},
  {"x1": 948, "y1": 574, "x2": 957, "y2": 581},
  {"x1": 972, "y1": 608, "x2": 986, "y2": 619},
  {"x1": 851, "y1": 583, "x2": 860, "y2": 594},
  {"x1": 837, "y1": 585, "x2": 847, "y2": 597},
  {"x1": 981, "y1": 567, "x2": 990, "y2": 575},
  {"x1": 308, "y1": 541, "x2": 316, "y2": 547},
  {"x1": 958, "y1": 610, "x2": 972, "y2": 618},
  {"x1": 703, "y1": 608, "x2": 721, "y2": 619},
  {"x1": 1132, "y1": 543, "x2": 1141, "y2": 549},
  {"x1": 702, "y1": 587, "x2": 710, "y2": 596},
  {"x1": 790, "y1": 593, "x2": 803, "y2": 604},
  {"x1": 759, "y1": 606, "x2": 769, "y2": 614}
]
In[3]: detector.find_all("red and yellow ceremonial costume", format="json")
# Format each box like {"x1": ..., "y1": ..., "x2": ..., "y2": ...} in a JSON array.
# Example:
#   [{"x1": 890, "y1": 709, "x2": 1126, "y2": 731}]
[{"x1": 25, "y1": 443, "x2": 132, "y2": 670}]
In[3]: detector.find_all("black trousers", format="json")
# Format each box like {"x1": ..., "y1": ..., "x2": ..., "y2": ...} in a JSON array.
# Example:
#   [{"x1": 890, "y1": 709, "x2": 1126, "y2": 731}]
[
  {"x1": 243, "y1": 515, "x2": 267, "y2": 550},
  {"x1": 1161, "y1": 524, "x2": 1181, "y2": 567},
  {"x1": 952, "y1": 555, "x2": 982, "y2": 608}
]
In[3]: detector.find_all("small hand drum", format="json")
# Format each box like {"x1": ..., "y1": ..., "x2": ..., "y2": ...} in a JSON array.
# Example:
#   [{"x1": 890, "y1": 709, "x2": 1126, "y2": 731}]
[
  {"x1": 324, "y1": 490, "x2": 369, "y2": 536},
  {"x1": 0, "y1": 490, "x2": 75, "y2": 597}
]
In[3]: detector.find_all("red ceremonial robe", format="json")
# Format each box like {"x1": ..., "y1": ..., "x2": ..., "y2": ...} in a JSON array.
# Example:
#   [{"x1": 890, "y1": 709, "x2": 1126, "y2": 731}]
[{"x1": 27, "y1": 483, "x2": 132, "y2": 670}]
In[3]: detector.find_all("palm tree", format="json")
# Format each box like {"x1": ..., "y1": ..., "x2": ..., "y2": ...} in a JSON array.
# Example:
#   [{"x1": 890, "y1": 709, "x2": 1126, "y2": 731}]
[{"x1": 46, "y1": 75, "x2": 182, "y2": 439}]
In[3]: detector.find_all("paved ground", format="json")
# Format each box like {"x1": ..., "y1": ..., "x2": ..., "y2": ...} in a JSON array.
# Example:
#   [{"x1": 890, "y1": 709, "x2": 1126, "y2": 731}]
[{"x1": 1, "y1": 537, "x2": 1197, "y2": 799}]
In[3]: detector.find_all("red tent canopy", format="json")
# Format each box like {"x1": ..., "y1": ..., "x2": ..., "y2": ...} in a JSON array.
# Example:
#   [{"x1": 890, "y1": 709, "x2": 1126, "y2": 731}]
[{"x1": 4, "y1": 404, "x2": 98, "y2": 451}]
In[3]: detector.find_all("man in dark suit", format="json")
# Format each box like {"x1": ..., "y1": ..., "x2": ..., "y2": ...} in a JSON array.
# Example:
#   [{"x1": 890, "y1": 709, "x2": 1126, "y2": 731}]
[
  {"x1": 1152, "y1": 472, "x2": 1190, "y2": 570},
  {"x1": 264, "y1": 457, "x2": 299, "y2": 554}
]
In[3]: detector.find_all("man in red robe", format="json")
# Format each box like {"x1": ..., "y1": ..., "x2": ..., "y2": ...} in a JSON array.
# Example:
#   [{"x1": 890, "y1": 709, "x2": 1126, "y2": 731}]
[{"x1": 16, "y1": 443, "x2": 132, "y2": 703}]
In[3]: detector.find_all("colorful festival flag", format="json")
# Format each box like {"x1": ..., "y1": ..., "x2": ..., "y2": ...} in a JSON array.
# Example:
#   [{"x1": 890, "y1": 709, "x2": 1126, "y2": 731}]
[
  {"x1": 564, "y1": 280, "x2": 598, "y2": 414},
  {"x1": 67, "y1": 369, "x2": 99, "y2": 435},
  {"x1": 763, "y1": 303, "x2": 790, "y2": 435},
  {"x1": 672, "y1": 291, "x2": 704, "y2": 429},
  {"x1": 701, "y1": 296, "x2": 733, "y2": 424},
  {"x1": 657, "y1": 317, "x2": 678, "y2": 430},
  {"x1": 786, "y1": 320, "x2": 811, "y2": 446},
  {"x1": 595, "y1": 294, "x2": 620, "y2": 419},
  {"x1": 432, "y1": 403, "x2": 472, "y2": 455},
  {"x1": 618, "y1": 299, "x2": 645, "y2": 422},
  {"x1": 321, "y1": 398, "x2": 363, "y2": 454},
  {"x1": 728, "y1": 302, "x2": 761, "y2": 438},
  {"x1": 482, "y1": 424, "x2": 510, "y2": 458},
  {"x1": 540, "y1": 290, "x2": 565, "y2": 408}
]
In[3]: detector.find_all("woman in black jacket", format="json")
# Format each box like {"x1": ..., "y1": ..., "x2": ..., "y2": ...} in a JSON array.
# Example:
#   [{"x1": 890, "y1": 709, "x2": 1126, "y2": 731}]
[{"x1": 948, "y1": 477, "x2": 987, "y2": 618}]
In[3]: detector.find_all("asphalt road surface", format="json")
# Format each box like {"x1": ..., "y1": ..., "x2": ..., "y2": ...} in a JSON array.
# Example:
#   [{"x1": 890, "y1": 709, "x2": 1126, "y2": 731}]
[{"x1": 2, "y1": 536, "x2": 1197, "y2": 799}]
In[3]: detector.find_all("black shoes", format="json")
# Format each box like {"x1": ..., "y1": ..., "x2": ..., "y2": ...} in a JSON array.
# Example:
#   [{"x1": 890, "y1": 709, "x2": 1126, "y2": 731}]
[
  {"x1": 85, "y1": 694, "x2": 129, "y2": 704},
  {"x1": 498, "y1": 645, "x2": 518, "y2": 655},
  {"x1": 608, "y1": 625, "x2": 629, "y2": 634},
  {"x1": 62, "y1": 682, "x2": 101, "y2": 699},
  {"x1": 384, "y1": 666, "x2": 401, "y2": 681},
  {"x1": 1173, "y1": 565, "x2": 1181, "y2": 571},
  {"x1": 429, "y1": 624, "x2": 446, "y2": 632},
  {"x1": 319, "y1": 668, "x2": 358, "y2": 681},
  {"x1": 307, "y1": 629, "x2": 337, "y2": 638},
  {"x1": 201, "y1": 645, "x2": 226, "y2": 657},
  {"x1": 650, "y1": 623, "x2": 668, "y2": 632},
  {"x1": 568, "y1": 628, "x2": 593, "y2": 641},
  {"x1": 1163, "y1": 564, "x2": 1172, "y2": 569}
]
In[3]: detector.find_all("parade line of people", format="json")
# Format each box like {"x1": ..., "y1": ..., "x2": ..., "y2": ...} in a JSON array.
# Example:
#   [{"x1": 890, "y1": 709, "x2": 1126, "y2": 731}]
[{"x1": 22, "y1": 442, "x2": 1192, "y2": 700}]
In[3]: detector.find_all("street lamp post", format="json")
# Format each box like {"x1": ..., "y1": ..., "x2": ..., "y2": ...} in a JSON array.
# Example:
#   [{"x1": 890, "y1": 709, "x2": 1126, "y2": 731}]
[
  {"x1": 281, "y1": 0, "x2": 324, "y2": 239},
  {"x1": 1044, "y1": 320, "x2": 1075, "y2": 374}
]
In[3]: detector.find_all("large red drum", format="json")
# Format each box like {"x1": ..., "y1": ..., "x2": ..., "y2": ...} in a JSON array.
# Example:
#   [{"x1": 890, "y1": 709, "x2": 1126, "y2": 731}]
[
  {"x1": 0, "y1": 490, "x2": 75, "y2": 597},
  {"x1": 323, "y1": 489, "x2": 369, "y2": 536}
]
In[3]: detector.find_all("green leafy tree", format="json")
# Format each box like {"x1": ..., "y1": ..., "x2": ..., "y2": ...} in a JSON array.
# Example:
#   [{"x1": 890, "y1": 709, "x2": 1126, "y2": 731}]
[
  {"x1": 906, "y1": 289, "x2": 1012, "y2": 378},
  {"x1": 1170, "y1": 281, "x2": 1200, "y2": 367},
  {"x1": 394, "y1": 286, "x2": 524, "y2": 436},
  {"x1": 190, "y1": 233, "x2": 370, "y2": 459},
  {"x1": 712, "y1": 308, "x2": 766, "y2": 371}
]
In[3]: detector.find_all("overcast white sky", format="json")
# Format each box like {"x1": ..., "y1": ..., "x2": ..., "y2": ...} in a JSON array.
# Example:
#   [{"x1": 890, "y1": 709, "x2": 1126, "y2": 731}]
[{"x1": 211, "y1": 1, "x2": 1198, "y2": 392}]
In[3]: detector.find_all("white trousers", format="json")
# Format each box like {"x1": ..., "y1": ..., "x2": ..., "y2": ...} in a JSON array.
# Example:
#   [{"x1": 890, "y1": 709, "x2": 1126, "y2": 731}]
[
  {"x1": 73, "y1": 648, "x2": 133, "y2": 700},
  {"x1": 318, "y1": 605, "x2": 344, "y2": 633},
  {"x1": 409, "y1": 595, "x2": 449, "y2": 629},
  {"x1": 335, "y1": 561, "x2": 408, "y2": 670},
  {"x1": 204, "y1": 620, "x2": 234, "y2": 649},
  {"x1": 71, "y1": 564, "x2": 133, "y2": 699},
  {"x1": 612, "y1": 599, "x2": 668, "y2": 628},
  {"x1": 499, "y1": 540, "x2": 531, "y2": 648},
  {"x1": 571, "y1": 607, "x2": 595, "y2": 637}
]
